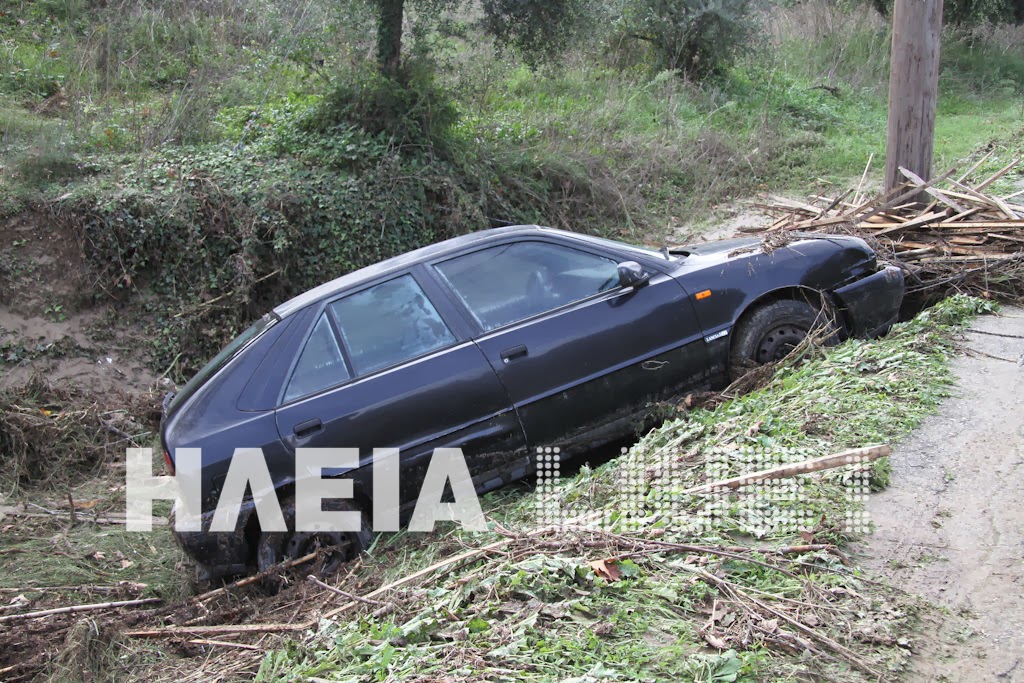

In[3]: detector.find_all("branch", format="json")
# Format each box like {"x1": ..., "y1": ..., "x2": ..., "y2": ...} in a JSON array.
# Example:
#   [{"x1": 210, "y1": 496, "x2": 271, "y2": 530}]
[
  {"x1": 0, "y1": 597, "x2": 161, "y2": 623},
  {"x1": 682, "y1": 445, "x2": 891, "y2": 495}
]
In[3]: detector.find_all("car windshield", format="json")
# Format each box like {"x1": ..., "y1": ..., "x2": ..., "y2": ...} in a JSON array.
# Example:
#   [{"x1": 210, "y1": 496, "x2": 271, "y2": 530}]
[
  {"x1": 573, "y1": 234, "x2": 674, "y2": 260},
  {"x1": 167, "y1": 313, "x2": 277, "y2": 413}
]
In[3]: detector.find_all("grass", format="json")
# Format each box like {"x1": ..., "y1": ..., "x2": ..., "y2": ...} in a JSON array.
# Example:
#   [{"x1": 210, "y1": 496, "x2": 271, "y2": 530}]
[
  {"x1": 0, "y1": 295, "x2": 989, "y2": 682},
  {"x1": 3, "y1": 2, "x2": 1022, "y2": 232},
  {"x1": 247, "y1": 295, "x2": 994, "y2": 683}
]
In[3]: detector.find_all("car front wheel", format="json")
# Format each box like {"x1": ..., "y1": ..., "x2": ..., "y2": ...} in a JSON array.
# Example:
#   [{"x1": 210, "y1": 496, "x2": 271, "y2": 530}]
[{"x1": 729, "y1": 298, "x2": 836, "y2": 380}]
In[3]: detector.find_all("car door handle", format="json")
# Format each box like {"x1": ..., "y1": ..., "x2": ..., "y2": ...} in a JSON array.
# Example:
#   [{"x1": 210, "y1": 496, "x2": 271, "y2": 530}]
[
  {"x1": 293, "y1": 418, "x2": 323, "y2": 438},
  {"x1": 500, "y1": 344, "x2": 529, "y2": 364}
]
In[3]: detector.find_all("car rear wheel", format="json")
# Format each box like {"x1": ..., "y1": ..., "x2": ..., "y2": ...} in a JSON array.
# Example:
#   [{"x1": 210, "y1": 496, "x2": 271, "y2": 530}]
[
  {"x1": 729, "y1": 298, "x2": 836, "y2": 380},
  {"x1": 256, "y1": 497, "x2": 373, "y2": 576}
]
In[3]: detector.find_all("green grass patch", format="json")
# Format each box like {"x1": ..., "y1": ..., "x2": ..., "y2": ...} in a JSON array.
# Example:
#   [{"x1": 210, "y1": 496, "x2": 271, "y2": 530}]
[{"x1": 254, "y1": 295, "x2": 993, "y2": 682}]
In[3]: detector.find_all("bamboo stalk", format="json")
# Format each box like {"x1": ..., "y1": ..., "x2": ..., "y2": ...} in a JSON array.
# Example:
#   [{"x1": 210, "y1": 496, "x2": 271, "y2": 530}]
[
  {"x1": 0, "y1": 597, "x2": 161, "y2": 623},
  {"x1": 682, "y1": 446, "x2": 891, "y2": 495}
]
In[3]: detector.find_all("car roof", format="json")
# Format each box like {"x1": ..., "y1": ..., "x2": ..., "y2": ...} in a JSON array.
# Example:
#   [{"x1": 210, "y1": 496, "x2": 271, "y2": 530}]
[{"x1": 273, "y1": 224, "x2": 572, "y2": 318}]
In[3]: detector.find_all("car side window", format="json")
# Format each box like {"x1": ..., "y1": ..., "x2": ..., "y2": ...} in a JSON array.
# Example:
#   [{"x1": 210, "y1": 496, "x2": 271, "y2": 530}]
[
  {"x1": 283, "y1": 313, "x2": 350, "y2": 402},
  {"x1": 435, "y1": 241, "x2": 619, "y2": 331},
  {"x1": 330, "y1": 274, "x2": 456, "y2": 376}
]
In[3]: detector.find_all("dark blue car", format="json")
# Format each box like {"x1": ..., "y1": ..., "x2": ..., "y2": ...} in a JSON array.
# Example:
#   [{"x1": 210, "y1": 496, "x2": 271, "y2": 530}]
[{"x1": 161, "y1": 226, "x2": 903, "y2": 579}]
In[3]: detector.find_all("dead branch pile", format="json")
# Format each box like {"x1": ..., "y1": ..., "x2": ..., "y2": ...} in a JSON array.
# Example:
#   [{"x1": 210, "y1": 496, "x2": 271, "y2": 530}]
[
  {"x1": 745, "y1": 154, "x2": 1024, "y2": 300},
  {"x1": 0, "y1": 376, "x2": 156, "y2": 490}
]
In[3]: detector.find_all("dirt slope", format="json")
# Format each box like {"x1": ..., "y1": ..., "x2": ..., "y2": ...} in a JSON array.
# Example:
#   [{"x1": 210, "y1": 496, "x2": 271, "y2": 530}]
[{"x1": 860, "y1": 306, "x2": 1024, "y2": 682}]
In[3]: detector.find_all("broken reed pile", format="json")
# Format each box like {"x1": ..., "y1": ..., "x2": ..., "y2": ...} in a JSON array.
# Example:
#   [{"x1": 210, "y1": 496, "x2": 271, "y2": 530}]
[
  {"x1": 0, "y1": 376, "x2": 155, "y2": 490},
  {"x1": 745, "y1": 154, "x2": 1024, "y2": 300}
]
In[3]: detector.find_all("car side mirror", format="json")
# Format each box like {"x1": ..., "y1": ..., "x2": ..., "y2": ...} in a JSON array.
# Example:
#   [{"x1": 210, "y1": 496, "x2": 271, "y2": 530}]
[{"x1": 617, "y1": 261, "x2": 650, "y2": 289}]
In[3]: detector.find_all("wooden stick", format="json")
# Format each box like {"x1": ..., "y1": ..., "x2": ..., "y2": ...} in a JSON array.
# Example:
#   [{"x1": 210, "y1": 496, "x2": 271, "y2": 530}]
[
  {"x1": 899, "y1": 167, "x2": 966, "y2": 213},
  {"x1": 126, "y1": 621, "x2": 308, "y2": 637},
  {"x1": 873, "y1": 211, "x2": 948, "y2": 237},
  {"x1": 0, "y1": 597, "x2": 161, "y2": 623},
  {"x1": 307, "y1": 575, "x2": 386, "y2": 606},
  {"x1": 974, "y1": 156, "x2": 1022, "y2": 192},
  {"x1": 852, "y1": 152, "x2": 874, "y2": 206},
  {"x1": 956, "y1": 150, "x2": 993, "y2": 184},
  {"x1": 192, "y1": 552, "x2": 318, "y2": 603},
  {"x1": 187, "y1": 638, "x2": 263, "y2": 651},
  {"x1": 682, "y1": 445, "x2": 891, "y2": 495}
]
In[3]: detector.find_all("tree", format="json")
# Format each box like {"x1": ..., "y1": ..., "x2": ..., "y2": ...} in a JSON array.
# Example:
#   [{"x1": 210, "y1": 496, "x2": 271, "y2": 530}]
[
  {"x1": 884, "y1": 0, "x2": 943, "y2": 195},
  {"x1": 375, "y1": 0, "x2": 406, "y2": 77},
  {"x1": 617, "y1": 0, "x2": 757, "y2": 80},
  {"x1": 366, "y1": 0, "x2": 588, "y2": 78}
]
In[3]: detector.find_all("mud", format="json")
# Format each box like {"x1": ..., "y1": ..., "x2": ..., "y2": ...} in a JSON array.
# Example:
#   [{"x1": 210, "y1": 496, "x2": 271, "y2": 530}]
[{"x1": 859, "y1": 307, "x2": 1024, "y2": 682}]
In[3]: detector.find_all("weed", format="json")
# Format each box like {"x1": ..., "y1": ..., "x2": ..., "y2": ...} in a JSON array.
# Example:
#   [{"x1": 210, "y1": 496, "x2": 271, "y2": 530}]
[{"x1": 251, "y1": 296, "x2": 987, "y2": 683}]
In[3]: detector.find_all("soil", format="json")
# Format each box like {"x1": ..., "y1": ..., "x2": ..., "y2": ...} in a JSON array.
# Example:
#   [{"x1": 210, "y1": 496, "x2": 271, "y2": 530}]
[
  {"x1": 858, "y1": 306, "x2": 1024, "y2": 682},
  {"x1": 0, "y1": 212, "x2": 161, "y2": 394}
]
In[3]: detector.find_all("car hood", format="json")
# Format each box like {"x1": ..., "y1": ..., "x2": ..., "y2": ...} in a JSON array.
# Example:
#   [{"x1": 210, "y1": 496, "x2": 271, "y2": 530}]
[{"x1": 672, "y1": 233, "x2": 871, "y2": 263}]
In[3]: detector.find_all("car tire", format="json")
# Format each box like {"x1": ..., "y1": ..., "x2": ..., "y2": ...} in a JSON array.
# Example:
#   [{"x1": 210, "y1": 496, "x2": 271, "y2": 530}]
[
  {"x1": 256, "y1": 497, "x2": 373, "y2": 575},
  {"x1": 729, "y1": 298, "x2": 836, "y2": 381}
]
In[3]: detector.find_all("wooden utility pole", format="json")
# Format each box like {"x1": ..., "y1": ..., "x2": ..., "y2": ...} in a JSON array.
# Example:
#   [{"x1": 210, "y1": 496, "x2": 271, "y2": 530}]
[{"x1": 884, "y1": 0, "x2": 943, "y2": 199}]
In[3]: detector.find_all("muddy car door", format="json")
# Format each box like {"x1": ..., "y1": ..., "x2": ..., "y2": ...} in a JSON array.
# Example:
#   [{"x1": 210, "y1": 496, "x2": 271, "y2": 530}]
[
  {"x1": 274, "y1": 270, "x2": 528, "y2": 515},
  {"x1": 430, "y1": 238, "x2": 708, "y2": 451}
]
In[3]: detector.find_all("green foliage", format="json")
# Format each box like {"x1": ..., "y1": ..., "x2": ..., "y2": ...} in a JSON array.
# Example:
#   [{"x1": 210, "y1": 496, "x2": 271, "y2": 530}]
[
  {"x1": 305, "y1": 64, "x2": 459, "y2": 150},
  {"x1": 480, "y1": 0, "x2": 594, "y2": 65},
  {"x1": 614, "y1": 0, "x2": 759, "y2": 79},
  {"x1": 862, "y1": 0, "x2": 1023, "y2": 23},
  {"x1": 51, "y1": 138, "x2": 479, "y2": 376},
  {"x1": 941, "y1": 23, "x2": 1024, "y2": 96}
]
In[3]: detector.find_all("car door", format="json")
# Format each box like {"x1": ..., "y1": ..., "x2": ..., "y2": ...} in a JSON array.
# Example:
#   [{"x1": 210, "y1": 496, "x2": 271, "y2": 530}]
[
  {"x1": 274, "y1": 270, "x2": 528, "y2": 514},
  {"x1": 431, "y1": 238, "x2": 708, "y2": 450}
]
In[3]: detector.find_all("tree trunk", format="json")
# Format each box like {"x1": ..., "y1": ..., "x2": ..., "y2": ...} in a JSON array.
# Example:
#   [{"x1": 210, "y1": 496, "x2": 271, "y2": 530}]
[
  {"x1": 884, "y1": 0, "x2": 943, "y2": 201},
  {"x1": 376, "y1": 0, "x2": 405, "y2": 78}
]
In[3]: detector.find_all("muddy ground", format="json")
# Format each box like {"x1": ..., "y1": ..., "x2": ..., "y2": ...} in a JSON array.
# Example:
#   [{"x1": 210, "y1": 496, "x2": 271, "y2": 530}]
[{"x1": 859, "y1": 306, "x2": 1024, "y2": 682}]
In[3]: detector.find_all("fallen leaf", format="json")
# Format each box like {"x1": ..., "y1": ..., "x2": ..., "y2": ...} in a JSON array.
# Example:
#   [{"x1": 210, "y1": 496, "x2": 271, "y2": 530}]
[
  {"x1": 73, "y1": 499, "x2": 98, "y2": 510},
  {"x1": 799, "y1": 529, "x2": 815, "y2": 543},
  {"x1": 589, "y1": 558, "x2": 622, "y2": 581},
  {"x1": 702, "y1": 631, "x2": 728, "y2": 649},
  {"x1": 85, "y1": 550, "x2": 105, "y2": 561},
  {"x1": 119, "y1": 559, "x2": 134, "y2": 570}
]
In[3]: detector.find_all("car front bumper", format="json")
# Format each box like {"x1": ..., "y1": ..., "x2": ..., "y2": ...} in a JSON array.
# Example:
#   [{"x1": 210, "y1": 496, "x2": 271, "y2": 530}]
[{"x1": 833, "y1": 265, "x2": 905, "y2": 337}]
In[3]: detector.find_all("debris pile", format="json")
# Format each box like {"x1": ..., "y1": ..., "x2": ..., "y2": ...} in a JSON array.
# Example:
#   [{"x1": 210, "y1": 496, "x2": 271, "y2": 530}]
[{"x1": 746, "y1": 154, "x2": 1024, "y2": 300}]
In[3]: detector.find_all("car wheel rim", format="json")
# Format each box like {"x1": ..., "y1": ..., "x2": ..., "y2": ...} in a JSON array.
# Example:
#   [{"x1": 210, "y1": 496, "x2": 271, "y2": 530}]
[{"x1": 755, "y1": 324, "x2": 807, "y2": 363}]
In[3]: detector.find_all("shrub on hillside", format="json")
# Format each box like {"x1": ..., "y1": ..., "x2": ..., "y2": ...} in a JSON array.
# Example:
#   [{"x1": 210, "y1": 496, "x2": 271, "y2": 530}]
[{"x1": 614, "y1": 0, "x2": 758, "y2": 79}]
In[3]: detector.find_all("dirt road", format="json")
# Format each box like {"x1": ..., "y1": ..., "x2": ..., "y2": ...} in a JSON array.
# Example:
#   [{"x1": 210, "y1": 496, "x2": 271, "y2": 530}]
[{"x1": 861, "y1": 306, "x2": 1024, "y2": 682}]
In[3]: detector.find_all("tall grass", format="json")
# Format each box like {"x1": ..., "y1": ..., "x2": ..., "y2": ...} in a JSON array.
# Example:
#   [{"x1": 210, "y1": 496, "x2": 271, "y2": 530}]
[{"x1": 2, "y1": 0, "x2": 1022, "y2": 229}]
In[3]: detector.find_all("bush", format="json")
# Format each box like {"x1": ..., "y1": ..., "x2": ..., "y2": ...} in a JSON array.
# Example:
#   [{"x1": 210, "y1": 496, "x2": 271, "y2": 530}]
[
  {"x1": 614, "y1": 0, "x2": 758, "y2": 79},
  {"x1": 304, "y1": 65, "x2": 459, "y2": 151}
]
